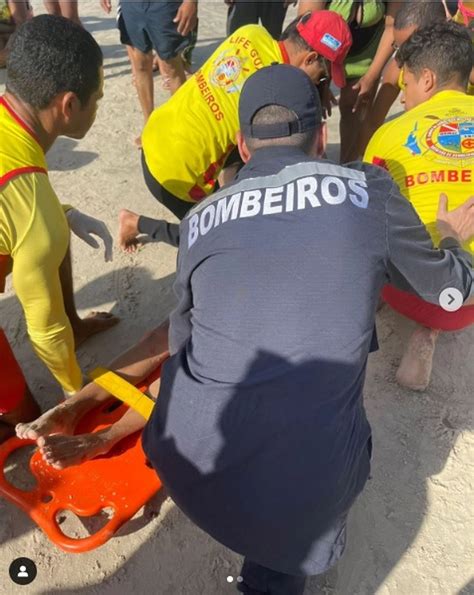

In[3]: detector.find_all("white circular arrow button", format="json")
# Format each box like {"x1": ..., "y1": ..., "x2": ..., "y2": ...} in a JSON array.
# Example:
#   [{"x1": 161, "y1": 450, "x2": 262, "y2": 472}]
[{"x1": 439, "y1": 288, "x2": 463, "y2": 312}]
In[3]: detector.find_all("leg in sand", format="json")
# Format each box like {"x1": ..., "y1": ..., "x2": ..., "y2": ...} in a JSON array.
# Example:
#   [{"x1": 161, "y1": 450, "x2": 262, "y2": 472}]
[
  {"x1": 396, "y1": 325, "x2": 440, "y2": 391},
  {"x1": 158, "y1": 54, "x2": 186, "y2": 94},
  {"x1": 338, "y1": 78, "x2": 378, "y2": 163},
  {"x1": 59, "y1": 247, "x2": 119, "y2": 348},
  {"x1": 43, "y1": 0, "x2": 81, "y2": 25},
  {"x1": 16, "y1": 323, "x2": 170, "y2": 468},
  {"x1": 127, "y1": 46, "x2": 154, "y2": 147}
]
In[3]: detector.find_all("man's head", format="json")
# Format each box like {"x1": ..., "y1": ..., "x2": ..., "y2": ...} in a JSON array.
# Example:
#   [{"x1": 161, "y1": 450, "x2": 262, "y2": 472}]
[
  {"x1": 237, "y1": 64, "x2": 325, "y2": 161},
  {"x1": 393, "y1": 0, "x2": 446, "y2": 49},
  {"x1": 6, "y1": 15, "x2": 103, "y2": 138},
  {"x1": 396, "y1": 21, "x2": 472, "y2": 111},
  {"x1": 280, "y1": 11, "x2": 352, "y2": 87}
]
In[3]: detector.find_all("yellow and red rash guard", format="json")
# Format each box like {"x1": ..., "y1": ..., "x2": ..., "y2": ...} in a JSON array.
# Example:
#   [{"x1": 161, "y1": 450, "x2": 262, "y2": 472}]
[
  {"x1": 0, "y1": 96, "x2": 82, "y2": 394},
  {"x1": 142, "y1": 25, "x2": 287, "y2": 203},
  {"x1": 364, "y1": 90, "x2": 474, "y2": 253}
]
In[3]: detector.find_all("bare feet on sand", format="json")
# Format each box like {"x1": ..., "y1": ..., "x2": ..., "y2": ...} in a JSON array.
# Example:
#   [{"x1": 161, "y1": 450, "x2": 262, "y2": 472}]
[
  {"x1": 37, "y1": 430, "x2": 116, "y2": 469},
  {"x1": 118, "y1": 209, "x2": 141, "y2": 253},
  {"x1": 396, "y1": 326, "x2": 440, "y2": 391},
  {"x1": 72, "y1": 311, "x2": 119, "y2": 348},
  {"x1": 16, "y1": 402, "x2": 78, "y2": 441}
]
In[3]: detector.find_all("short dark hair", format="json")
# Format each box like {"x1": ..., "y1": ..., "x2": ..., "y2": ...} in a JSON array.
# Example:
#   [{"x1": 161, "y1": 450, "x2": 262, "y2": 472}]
[
  {"x1": 396, "y1": 21, "x2": 472, "y2": 88},
  {"x1": 244, "y1": 105, "x2": 318, "y2": 154},
  {"x1": 280, "y1": 16, "x2": 313, "y2": 52},
  {"x1": 394, "y1": 0, "x2": 446, "y2": 30},
  {"x1": 6, "y1": 15, "x2": 103, "y2": 109}
]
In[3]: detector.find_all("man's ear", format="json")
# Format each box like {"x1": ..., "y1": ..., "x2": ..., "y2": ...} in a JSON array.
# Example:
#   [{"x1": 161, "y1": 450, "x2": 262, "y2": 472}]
[
  {"x1": 420, "y1": 68, "x2": 436, "y2": 94},
  {"x1": 59, "y1": 91, "x2": 81, "y2": 125},
  {"x1": 237, "y1": 130, "x2": 252, "y2": 163},
  {"x1": 304, "y1": 50, "x2": 319, "y2": 66}
]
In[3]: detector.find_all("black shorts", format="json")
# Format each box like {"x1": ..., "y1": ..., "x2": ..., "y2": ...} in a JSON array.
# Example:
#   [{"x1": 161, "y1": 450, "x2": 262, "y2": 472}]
[{"x1": 118, "y1": 1, "x2": 191, "y2": 59}]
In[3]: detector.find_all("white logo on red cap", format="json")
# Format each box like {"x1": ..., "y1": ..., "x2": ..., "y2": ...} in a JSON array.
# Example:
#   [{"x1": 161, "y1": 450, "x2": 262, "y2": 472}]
[{"x1": 320, "y1": 33, "x2": 342, "y2": 52}]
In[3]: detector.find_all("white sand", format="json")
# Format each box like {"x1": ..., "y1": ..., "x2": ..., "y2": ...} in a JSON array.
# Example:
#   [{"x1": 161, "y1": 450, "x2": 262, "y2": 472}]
[{"x1": 0, "y1": 3, "x2": 473, "y2": 594}]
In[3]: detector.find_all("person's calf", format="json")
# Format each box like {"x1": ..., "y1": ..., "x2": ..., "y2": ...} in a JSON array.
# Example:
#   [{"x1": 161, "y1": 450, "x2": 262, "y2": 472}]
[
  {"x1": 157, "y1": 55, "x2": 186, "y2": 94},
  {"x1": 396, "y1": 326, "x2": 440, "y2": 391}
]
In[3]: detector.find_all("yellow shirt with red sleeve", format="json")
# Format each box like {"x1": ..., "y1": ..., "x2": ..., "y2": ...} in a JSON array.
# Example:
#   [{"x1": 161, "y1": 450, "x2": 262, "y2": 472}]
[
  {"x1": 142, "y1": 25, "x2": 286, "y2": 203},
  {"x1": 0, "y1": 96, "x2": 82, "y2": 394},
  {"x1": 364, "y1": 90, "x2": 474, "y2": 254}
]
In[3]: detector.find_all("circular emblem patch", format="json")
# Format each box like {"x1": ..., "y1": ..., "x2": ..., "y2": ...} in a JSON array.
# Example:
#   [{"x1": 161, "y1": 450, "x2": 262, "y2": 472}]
[
  {"x1": 425, "y1": 117, "x2": 474, "y2": 161},
  {"x1": 211, "y1": 53, "x2": 243, "y2": 93}
]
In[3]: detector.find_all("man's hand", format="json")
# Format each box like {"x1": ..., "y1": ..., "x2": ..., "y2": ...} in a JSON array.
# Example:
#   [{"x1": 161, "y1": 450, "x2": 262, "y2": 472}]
[
  {"x1": 437, "y1": 193, "x2": 474, "y2": 244},
  {"x1": 318, "y1": 81, "x2": 338, "y2": 119},
  {"x1": 66, "y1": 209, "x2": 113, "y2": 262},
  {"x1": 174, "y1": 0, "x2": 197, "y2": 37},
  {"x1": 100, "y1": 0, "x2": 112, "y2": 14},
  {"x1": 352, "y1": 74, "x2": 376, "y2": 113}
]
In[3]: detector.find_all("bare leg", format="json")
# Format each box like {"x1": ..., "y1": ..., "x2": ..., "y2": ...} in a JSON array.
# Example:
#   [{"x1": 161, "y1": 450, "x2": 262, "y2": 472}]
[
  {"x1": 127, "y1": 47, "x2": 154, "y2": 147},
  {"x1": 43, "y1": 0, "x2": 61, "y2": 17},
  {"x1": 396, "y1": 325, "x2": 440, "y2": 391},
  {"x1": 118, "y1": 209, "x2": 141, "y2": 252},
  {"x1": 59, "y1": 247, "x2": 119, "y2": 347},
  {"x1": 218, "y1": 163, "x2": 241, "y2": 189},
  {"x1": 338, "y1": 79, "x2": 378, "y2": 163},
  {"x1": 58, "y1": 0, "x2": 81, "y2": 25},
  {"x1": 16, "y1": 323, "x2": 169, "y2": 442},
  {"x1": 158, "y1": 55, "x2": 186, "y2": 95}
]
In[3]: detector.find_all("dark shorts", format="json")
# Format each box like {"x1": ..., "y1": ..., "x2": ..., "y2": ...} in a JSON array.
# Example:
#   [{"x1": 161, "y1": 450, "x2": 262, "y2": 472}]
[{"x1": 118, "y1": 1, "x2": 191, "y2": 59}]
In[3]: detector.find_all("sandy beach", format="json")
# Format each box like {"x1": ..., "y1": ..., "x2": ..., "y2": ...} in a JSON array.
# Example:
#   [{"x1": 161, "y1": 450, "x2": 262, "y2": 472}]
[{"x1": 0, "y1": 2, "x2": 473, "y2": 593}]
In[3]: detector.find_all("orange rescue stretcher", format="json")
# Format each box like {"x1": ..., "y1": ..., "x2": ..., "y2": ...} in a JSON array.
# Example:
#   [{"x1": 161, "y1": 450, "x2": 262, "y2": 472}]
[{"x1": 0, "y1": 366, "x2": 162, "y2": 553}]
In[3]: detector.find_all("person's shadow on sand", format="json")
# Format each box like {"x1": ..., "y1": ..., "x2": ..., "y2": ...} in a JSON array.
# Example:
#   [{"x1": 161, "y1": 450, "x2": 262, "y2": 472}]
[
  {"x1": 24, "y1": 307, "x2": 473, "y2": 595},
  {"x1": 46, "y1": 137, "x2": 98, "y2": 172}
]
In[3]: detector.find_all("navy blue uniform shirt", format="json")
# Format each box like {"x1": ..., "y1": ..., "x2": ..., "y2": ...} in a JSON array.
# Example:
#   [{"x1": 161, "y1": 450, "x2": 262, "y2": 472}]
[{"x1": 143, "y1": 146, "x2": 473, "y2": 575}]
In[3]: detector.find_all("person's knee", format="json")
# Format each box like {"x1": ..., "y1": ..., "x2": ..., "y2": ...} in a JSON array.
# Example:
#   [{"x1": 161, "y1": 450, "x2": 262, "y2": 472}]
[
  {"x1": 158, "y1": 56, "x2": 184, "y2": 79},
  {"x1": 130, "y1": 49, "x2": 153, "y2": 72}
]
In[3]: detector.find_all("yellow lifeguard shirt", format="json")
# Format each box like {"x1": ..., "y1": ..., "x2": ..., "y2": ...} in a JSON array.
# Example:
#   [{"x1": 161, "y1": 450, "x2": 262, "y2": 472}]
[
  {"x1": 364, "y1": 90, "x2": 474, "y2": 252},
  {"x1": 142, "y1": 25, "x2": 285, "y2": 203},
  {"x1": 0, "y1": 96, "x2": 82, "y2": 393}
]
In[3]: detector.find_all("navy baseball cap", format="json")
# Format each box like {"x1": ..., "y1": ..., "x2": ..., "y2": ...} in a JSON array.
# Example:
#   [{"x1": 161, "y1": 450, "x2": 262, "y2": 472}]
[{"x1": 239, "y1": 64, "x2": 323, "y2": 140}]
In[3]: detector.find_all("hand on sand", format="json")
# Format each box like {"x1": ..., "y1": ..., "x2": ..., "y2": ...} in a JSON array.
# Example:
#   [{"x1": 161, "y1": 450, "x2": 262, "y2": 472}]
[{"x1": 73, "y1": 311, "x2": 119, "y2": 348}]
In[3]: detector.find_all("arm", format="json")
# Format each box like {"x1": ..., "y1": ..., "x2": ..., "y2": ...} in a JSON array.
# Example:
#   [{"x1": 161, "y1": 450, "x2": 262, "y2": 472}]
[
  {"x1": 352, "y1": 1, "x2": 403, "y2": 112},
  {"x1": 385, "y1": 187, "x2": 473, "y2": 304},
  {"x1": 358, "y1": 59, "x2": 401, "y2": 155},
  {"x1": 7, "y1": 175, "x2": 82, "y2": 394},
  {"x1": 297, "y1": 0, "x2": 326, "y2": 16}
]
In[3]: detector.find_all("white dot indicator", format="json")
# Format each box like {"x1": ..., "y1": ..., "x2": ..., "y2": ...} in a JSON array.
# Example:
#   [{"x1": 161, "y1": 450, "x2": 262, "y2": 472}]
[
  {"x1": 227, "y1": 576, "x2": 234, "y2": 583},
  {"x1": 237, "y1": 576, "x2": 244, "y2": 583},
  {"x1": 439, "y1": 287, "x2": 463, "y2": 312}
]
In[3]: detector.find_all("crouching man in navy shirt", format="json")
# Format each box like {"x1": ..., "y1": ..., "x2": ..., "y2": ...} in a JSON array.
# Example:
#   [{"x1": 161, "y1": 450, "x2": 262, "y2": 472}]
[{"x1": 143, "y1": 64, "x2": 474, "y2": 594}]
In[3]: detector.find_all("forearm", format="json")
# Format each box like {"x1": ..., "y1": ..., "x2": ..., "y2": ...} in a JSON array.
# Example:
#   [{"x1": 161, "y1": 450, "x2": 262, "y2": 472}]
[{"x1": 138, "y1": 216, "x2": 180, "y2": 247}]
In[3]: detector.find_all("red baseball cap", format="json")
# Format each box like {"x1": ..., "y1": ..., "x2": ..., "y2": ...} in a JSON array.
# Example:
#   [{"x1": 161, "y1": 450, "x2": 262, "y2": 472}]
[{"x1": 296, "y1": 11, "x2": 352, "y2": 88}]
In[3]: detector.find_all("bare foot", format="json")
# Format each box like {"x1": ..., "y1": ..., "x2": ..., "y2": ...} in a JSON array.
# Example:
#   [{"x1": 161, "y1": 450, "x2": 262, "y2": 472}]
[
  {"x1": 118, "y1": 209, "x2": 141, "y2": 253},
  {"x1": 73, "y1": 311, "x2": 119, "y2": 348},
  {"x1": 134, "y1": 135, "x2": 142, "y2": 149},
  {"x1": 16, "y1": 402, "x2": 78, "y2": 441},
  {"x1": 396, "y1": 326, "x2": 440, "y2": 391},
  {"x1": 37, "y1": 430, "x2": 115, "y2": 469}
]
